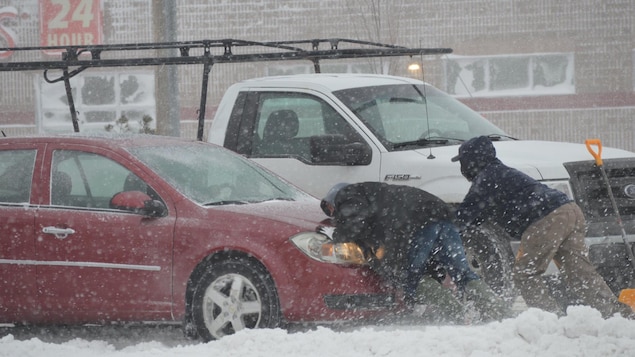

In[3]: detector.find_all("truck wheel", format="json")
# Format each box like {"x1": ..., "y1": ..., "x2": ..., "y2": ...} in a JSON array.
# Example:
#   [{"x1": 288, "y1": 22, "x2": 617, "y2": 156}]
[
  {"x1": 191, "y1": 258, "x2": 282, "y2": 341},
  {"x1": 461, "y1": 224, "x2": 517, "y2": 304}
]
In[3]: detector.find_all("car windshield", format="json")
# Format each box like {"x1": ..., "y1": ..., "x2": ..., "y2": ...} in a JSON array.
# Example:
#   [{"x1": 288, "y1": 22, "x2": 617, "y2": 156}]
[
  {"x1": 333, "y1": 84, "x2": 511, "y2": 151},
  {"x1": 129, "y1": 143, "x2": 308, "y2": 205}
]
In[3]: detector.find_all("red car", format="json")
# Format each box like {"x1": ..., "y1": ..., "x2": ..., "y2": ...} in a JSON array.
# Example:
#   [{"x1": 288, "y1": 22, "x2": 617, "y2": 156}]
[{"x1": 0, "y1": 134, "x2": 401, "y2": 340}]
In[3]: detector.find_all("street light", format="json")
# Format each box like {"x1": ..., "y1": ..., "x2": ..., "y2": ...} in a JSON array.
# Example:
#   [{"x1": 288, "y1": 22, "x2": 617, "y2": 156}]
[
  {"x1": 408, "y1": 62, "x2": 421, "y2": 72},
  {"x1": 407, "y1": 61, "x2": 423, "y2": 80}
]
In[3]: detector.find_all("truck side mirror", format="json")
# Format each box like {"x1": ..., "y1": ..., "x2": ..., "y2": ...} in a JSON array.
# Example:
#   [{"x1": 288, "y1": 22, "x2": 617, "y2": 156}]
[{"x1": 310, "y1": 135, "x2": 372, "y2": 165}]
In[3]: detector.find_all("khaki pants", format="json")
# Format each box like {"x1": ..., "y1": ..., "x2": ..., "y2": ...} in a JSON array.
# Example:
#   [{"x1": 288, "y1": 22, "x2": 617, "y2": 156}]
[{"x1": 513, "y1": 202, "x2": 619, "y2": 317}]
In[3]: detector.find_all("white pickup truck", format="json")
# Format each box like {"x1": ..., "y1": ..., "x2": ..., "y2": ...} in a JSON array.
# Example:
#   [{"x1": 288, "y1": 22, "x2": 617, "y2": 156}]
[{"x1": 208, "y1": 73, "x2": 635, "y2": 301}]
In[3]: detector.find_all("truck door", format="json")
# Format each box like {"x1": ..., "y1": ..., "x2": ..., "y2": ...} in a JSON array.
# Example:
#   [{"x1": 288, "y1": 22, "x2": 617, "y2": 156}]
[{"x1": 227, "y1": 91, "x2": 381, "y2": 197}]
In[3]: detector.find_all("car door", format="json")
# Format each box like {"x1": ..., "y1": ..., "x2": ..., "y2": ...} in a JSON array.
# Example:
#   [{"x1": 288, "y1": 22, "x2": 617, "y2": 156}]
[
  {"x1": 34, "y1": 144, "x2": 175, "y2": 323},
  {"x1": 0, "y1": 143, "x2": 41, "y2": 321},
  {"x1": 231, "y1": 90, "x2": 381, "y2": 197}
]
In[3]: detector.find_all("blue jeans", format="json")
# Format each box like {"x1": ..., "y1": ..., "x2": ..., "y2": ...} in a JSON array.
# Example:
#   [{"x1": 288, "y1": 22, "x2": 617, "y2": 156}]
[{"x1": 403, "y1": 220, "x2": 480, "y2": 300}]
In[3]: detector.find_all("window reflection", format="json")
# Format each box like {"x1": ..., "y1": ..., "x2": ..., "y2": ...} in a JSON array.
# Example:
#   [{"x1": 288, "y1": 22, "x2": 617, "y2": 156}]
[
  {"x1": 40, "y1": 72, "x2": 156, "y2": 133},
  {"x1": 445, "y1": 53, "x2": 574, "y2": 97}
]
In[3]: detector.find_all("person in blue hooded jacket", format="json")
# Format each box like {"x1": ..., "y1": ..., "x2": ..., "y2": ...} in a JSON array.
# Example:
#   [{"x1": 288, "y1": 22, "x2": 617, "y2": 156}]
[{"x1": 453, "y1": 135, "x2": 633, "y2": 318}]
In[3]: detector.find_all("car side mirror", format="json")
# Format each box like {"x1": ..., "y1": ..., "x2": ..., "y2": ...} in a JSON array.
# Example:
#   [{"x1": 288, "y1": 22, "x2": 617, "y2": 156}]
[
  {"x1": 310, "y1": 135, "x2": 372, "y2": 165},
  {"x1": 110, "y1": 191, "x2": 167, "y2": 217}
]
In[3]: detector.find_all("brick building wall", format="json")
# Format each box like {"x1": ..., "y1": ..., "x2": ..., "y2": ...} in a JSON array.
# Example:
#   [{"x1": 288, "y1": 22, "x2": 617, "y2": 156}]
[
  {"x1": 1, "y1": 0, "x2": 633, "y2": 151},
  {"x1": 407, "y1": 0, "x2": 635, "y2": 151}
]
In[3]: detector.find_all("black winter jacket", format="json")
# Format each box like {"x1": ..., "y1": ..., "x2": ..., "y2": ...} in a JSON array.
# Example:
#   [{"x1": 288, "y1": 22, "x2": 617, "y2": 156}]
[
  {"x1": 331, "y1": 182, "x2": 452, "y2": 284},
  {"x1": 456, "y1": 154, "x2": 571, "y2": 240}
]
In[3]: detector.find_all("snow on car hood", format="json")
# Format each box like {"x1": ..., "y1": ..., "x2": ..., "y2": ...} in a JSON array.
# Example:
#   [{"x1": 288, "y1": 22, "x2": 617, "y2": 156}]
[
  {"x1": 214, "y1": 197, "x2": 326, "y2": 231},
  {"x1": 421, "y1": 140, "x2": 635, "y2": 180}
]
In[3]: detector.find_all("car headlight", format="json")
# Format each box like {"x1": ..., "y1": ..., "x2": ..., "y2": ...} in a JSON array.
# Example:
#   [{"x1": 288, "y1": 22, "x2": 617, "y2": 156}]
[
  {"x1": 542, "y1": 180, "x2": 573, "y2": 199},
  {"x1": 290, "y1": 232, "x2": 368, "y2": 265}
]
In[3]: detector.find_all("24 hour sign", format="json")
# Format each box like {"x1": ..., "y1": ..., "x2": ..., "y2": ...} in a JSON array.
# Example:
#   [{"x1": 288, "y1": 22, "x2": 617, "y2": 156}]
[{"x1": 39, "y1": 0, "x2": 102, "y2": 55}]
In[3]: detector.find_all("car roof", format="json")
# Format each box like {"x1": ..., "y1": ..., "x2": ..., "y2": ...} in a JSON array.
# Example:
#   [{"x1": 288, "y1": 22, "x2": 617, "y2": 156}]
[
  {"x1": 0, "y1": 133, "x2": 205, "y2": 148},
  {"x1": 236, "y1": 73, "x2": 424, "y2": 92}
]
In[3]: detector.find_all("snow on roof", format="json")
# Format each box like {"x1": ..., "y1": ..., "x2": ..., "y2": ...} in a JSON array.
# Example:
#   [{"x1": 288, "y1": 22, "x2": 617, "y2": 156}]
[{"x1": 238, "y1": 73, "x2": 424, "y2": 92}]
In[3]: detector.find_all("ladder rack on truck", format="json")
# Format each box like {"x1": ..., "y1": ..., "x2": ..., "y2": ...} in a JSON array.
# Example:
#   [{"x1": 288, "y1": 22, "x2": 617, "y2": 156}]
[{"x1": 0, "y1": 38, "x2": 452, "y2": 140}]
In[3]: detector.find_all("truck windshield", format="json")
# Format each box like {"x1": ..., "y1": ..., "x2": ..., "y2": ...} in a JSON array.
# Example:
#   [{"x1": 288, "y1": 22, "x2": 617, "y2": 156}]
[{"x1": 333, "y1": 84, "x2": 510, "y2": 151}]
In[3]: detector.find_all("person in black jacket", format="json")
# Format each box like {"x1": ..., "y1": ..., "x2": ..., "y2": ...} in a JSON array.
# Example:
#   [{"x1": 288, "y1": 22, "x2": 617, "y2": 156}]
[
  {"x1": 320, "y1": 181, "x2": 510, "y2": 322},
  {"x1": 453, "y1": 135, "x2": 633, "y2": 318}
]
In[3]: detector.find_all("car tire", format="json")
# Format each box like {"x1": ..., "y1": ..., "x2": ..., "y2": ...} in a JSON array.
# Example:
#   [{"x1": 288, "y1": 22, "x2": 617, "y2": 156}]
[
  {"x1": 191, "y1": 258, "x2": 282, "y2": 341},
  {"x1": 461, "y1": 224, "x2": 518, "y2": 304}
]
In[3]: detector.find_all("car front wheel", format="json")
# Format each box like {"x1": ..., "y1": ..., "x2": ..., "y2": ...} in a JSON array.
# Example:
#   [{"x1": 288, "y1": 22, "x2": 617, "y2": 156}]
[{"x1": 191, "y1": 258, "x2": 282, "y2": 341}]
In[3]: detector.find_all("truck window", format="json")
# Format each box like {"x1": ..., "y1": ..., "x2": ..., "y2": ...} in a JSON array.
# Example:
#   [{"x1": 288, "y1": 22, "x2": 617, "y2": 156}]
[
  {"x1": 334, "y1": 84, "x2": 507, "y2": 150},
  {"x1": 250, "y1": 92, "x2": 363, "y2": 162}
]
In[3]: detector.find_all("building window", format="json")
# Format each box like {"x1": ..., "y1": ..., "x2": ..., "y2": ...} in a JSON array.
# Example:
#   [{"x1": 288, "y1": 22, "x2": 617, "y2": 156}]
[
  {"x1": 444, "y1": 53, "x2": 574, "y2": 97},
  {"x1": 39, "y1": 71, "x2": 156, "y2": 133}
]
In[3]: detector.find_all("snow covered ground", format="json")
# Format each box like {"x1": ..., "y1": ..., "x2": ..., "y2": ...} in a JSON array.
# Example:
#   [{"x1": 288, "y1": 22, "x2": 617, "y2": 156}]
[{"x1": 2, "y1": 304, "x2": 635, "y2": 357}]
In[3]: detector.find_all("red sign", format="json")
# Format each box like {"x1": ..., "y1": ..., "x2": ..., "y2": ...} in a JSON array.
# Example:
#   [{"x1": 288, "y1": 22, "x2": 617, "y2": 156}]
[
  {"x1": 0, "y1": 6, "x2": 18, "y2": 59},
  {"x1": 39, "y1": 0, "x2": 102, "y2": 55}
]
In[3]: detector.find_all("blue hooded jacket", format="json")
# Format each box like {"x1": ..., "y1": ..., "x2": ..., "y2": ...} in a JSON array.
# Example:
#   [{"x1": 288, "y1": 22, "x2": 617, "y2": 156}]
[{"x1": 454, "y1": 136, "x2": 572, "y2": 239}]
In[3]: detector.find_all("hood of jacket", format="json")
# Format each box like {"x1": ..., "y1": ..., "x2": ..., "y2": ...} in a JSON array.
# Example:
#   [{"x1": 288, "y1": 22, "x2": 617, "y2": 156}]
[{"x1": 451, "y1": 136, "x2": 498, "y2": 181}]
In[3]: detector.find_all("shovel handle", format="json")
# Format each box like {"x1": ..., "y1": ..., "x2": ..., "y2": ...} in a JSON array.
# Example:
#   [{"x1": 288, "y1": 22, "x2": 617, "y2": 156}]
[{"x1": 585, "y1": 139, "x2": 603, "y2": 166}]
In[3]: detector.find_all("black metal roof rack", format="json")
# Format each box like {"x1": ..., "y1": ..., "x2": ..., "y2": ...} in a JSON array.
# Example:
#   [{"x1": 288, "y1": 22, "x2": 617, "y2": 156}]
[{"x1": 0, "y1": 38, "x2": 452, "y2": 140}]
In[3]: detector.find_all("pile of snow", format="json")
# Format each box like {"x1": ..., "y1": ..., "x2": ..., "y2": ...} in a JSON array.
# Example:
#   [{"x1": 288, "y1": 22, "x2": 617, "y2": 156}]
[{"x1": 2, "y1": 306, "x2": 635, "y2": 357}]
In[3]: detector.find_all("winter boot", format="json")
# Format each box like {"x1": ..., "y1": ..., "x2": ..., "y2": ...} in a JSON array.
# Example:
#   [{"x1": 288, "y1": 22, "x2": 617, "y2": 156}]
[
  {"x1": 414, "y1": 275, "x2": 466, "y2": 324},
  {"x1": 463, "y1": 279, "x2": 512, "y2": 322}
]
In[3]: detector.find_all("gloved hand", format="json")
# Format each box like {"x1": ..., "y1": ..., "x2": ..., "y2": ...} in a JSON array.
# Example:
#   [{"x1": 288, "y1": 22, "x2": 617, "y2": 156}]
[{"x1": 316, "y1": 225, "x2": 335, "y2": 239}]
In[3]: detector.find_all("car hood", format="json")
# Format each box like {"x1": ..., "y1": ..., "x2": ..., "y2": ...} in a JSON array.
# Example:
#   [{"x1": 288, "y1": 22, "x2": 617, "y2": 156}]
[
  {"x1": 211, "y1": 198, "x2": 326, "y2": 231},
  {"x1": 421, "y1": 140, "x2": 635, "y2": 180}
]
